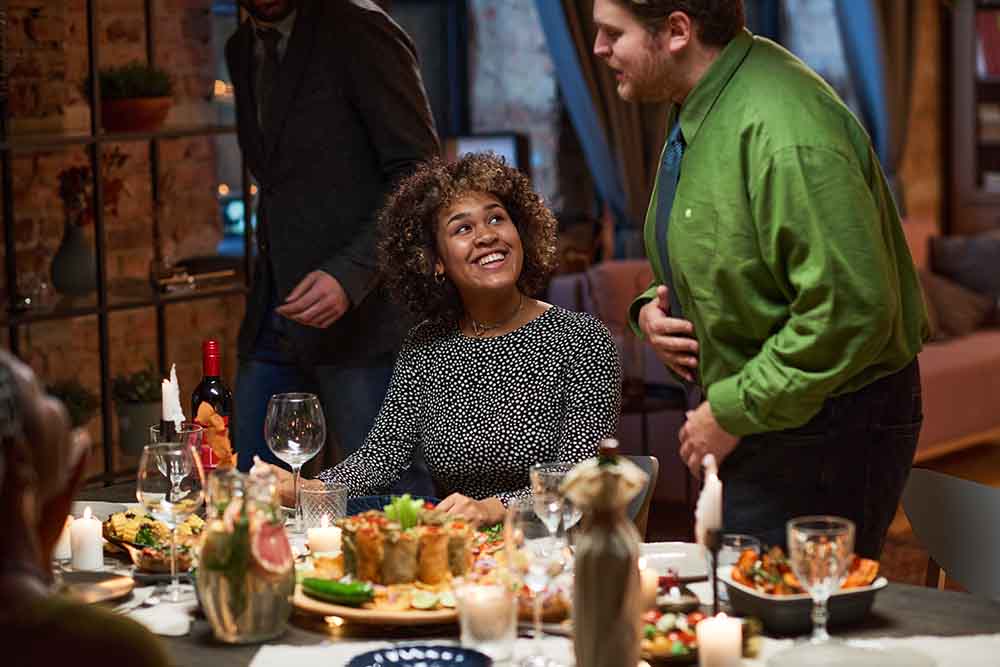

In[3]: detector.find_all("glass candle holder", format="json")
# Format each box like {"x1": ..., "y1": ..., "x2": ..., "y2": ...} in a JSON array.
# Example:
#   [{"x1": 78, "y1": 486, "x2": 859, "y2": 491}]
[
  {"x1": 454, "y1": 580, "x2": 518, "y2": 662},
  {"x1": 300, "y1": 482, "x2": 348, "y2": 531}
]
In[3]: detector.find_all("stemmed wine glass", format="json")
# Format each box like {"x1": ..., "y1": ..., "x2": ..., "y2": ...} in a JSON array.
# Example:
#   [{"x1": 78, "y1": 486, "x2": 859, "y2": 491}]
[
  {"x1": 787, "y1": 516, "x2": 856, "y2": 643},
  {"x1": 506, "y1": 496, "x2": 565, "y2": 667},
  {"x1": 264, "y1": 392, "x2": 326, "y2": 534},
  {"x1": 530, "y1": 462, "x2": 581, "y2": 539},
  {"x1": 137, "y1": 441, "x2": 205, "y2": 602}
]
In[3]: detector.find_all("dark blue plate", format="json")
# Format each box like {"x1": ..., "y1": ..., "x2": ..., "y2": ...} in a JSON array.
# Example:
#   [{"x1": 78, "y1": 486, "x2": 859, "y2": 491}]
[
  {"x1": 347, "y1": 495, "x2": 440, "y2": 516},
  {"x1": 346, "y1": 644, "x2": 491, "y2": 667}
]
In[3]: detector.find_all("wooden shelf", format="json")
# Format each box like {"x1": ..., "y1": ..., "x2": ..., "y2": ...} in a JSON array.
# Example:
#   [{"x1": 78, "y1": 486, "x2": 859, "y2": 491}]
[
  {"x1": 3, "y1": 278, "x2": 247, "y2": 326},
  {"x1": 0, "y1": 124, "x2": 236, "y2": 152}
]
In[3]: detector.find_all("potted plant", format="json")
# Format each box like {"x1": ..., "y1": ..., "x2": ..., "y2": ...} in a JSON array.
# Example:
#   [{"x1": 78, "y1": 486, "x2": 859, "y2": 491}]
[
  {"x1": 112, "y1": 365, "x2": 162, "y2": 455},
  {"x1": 90, "y1": 61, "x2": 174, "y2": 133},
  {"x1": 52, "y1": 147, "x2": 129, "y2": 297},
  {"x1": 46, "y1": 380, "x2": 100, "y2": 429}
]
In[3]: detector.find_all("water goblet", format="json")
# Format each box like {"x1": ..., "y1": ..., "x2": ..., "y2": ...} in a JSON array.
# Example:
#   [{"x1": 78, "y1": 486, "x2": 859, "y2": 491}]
[
  {"x1": 788, "y1": 516, "x2": 855, "y2": 643},
  {"x1": 264, "y1": 393, "x2": 326, "y2": 534},
  {"x1": 530, "y1": 462, "x2": 580, "y2": 539},
  {"x1": 136, "y1": 441, "x2": 205, "y2": 602},
  {"x1": 506, "y1": 496, "x2": 565, "y2": 667}
]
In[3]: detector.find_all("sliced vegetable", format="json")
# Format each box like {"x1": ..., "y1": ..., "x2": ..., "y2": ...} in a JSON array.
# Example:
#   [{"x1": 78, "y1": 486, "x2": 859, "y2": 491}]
[
  {"x1": 411, "y1": 590, "x2": 440, "y2": 610},
  {"x1": 384, "y1": 494, "x2": 424, "y2": 530}
]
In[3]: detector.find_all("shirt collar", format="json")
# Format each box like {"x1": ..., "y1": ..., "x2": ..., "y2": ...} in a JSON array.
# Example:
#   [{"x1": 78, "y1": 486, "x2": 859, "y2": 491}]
[
  {"x1": 251, "y1": 9, "x2": 297, "y2": 41},
  {"x1": 672, "y1": 28, "x2": 755, "y2": 145}
]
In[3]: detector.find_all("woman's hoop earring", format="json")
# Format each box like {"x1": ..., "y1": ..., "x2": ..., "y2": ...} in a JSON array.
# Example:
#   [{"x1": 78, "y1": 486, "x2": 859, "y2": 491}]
[{"x1": 434, "y1": 272, "x2": 445, "y2": 285}]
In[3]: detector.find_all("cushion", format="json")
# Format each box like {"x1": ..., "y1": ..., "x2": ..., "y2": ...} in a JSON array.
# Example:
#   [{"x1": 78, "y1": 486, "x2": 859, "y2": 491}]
[
  {"x1": 916, "y1": 271, "x2": 944, "y2": 341},
  {"x1": 918, "y1": 270, "x2": 995, "y2": 338},
  {"x1": 930, "y1": 232, "x2": 1000, "y2": 300}
]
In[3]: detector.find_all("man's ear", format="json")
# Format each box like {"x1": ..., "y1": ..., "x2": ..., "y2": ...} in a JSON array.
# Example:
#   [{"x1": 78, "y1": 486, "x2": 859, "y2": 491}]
[{"x1": 659, "y1": 10, "x2": 694, "y2": 55}]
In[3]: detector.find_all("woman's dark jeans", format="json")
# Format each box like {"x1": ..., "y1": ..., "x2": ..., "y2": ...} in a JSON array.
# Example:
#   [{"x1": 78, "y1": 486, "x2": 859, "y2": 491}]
[{"x1": 719, "y1": 359, "x2": 922, "y2": 559}]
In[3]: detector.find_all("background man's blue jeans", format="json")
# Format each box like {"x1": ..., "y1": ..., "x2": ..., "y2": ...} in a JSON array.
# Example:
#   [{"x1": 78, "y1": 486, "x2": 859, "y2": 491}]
[{"x1": 719, "y1": 359, "x2": 922, "y2": 559}]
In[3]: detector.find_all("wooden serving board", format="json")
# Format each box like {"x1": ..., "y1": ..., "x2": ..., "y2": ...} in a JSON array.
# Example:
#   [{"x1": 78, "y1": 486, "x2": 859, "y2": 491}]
[{"x1": 292, "y1": 585, "x2": 459, "y2": 626}]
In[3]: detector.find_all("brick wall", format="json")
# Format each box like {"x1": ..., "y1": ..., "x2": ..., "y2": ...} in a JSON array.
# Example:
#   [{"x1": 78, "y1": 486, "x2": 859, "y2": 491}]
[{"x1": 5, "y1": 1, "x2": 241, "y2": 477}]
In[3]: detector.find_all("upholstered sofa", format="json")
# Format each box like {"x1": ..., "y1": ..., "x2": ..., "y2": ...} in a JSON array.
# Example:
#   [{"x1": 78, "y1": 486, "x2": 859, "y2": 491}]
[{"x1": 547, "y1": 219, "x2": 1000, "y2": 496}]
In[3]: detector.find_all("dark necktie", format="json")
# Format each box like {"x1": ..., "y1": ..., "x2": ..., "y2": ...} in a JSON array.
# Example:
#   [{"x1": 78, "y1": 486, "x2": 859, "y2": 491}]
[
  {"x1": 255, "y1": 27, "x2": 282, "y2": 135},
  {"x1": 655, "y1": 121, "x2": 686, "y2": 320}
]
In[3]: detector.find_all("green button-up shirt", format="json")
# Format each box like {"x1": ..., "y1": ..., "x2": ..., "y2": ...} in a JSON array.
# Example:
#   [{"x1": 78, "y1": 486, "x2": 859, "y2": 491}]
[{"x1": 628, "y1": 29, "x2": 929, "y2": 437}]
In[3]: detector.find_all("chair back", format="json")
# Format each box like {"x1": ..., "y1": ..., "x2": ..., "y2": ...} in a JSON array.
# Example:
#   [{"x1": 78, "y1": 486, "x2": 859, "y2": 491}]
[
  {"x1": 902, "y1": 468, "x2": 1000, "y2": 600},
  {"x1": 625, "y1": 454, "x2": 659, "y2": 539}
]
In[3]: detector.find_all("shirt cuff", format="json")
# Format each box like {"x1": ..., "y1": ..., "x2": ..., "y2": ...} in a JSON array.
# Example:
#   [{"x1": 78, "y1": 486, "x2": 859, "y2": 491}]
[
  {"x1": 706, "y1": 374, "x2": 766, "y2": 437},
  {"x1": 628, "y1": 287, "x2": 658, "y2": 340}
]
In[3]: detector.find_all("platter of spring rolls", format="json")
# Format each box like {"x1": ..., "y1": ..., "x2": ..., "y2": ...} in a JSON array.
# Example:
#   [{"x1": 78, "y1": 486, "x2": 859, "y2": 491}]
[{"x1": 293, "y1": 495, "x2": 503, "y2": 625}]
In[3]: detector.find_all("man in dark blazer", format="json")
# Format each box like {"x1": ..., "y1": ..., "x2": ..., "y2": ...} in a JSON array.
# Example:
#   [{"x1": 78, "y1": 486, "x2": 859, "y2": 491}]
[{"x1": 227, "y1": 0, "x2": 440, "y2": 492}]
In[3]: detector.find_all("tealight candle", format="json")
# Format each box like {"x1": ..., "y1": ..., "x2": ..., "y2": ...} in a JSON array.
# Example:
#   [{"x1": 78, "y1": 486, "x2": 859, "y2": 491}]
[
  {"x1": 307, "y1": 514, "x2": 342, "y2": 554},
  {"x1": 54, "y1": 515, "x2": 73, "y2": 560},
  {"x1": 696, "y1": 613, "x2": 742, "y2": 667},
  {"x1": 638, "y1": 557, "x2": 659, "y2": 610},
  {"x1": 70, "y1": 507, "x2": 103, "y2": 571},
  {"x1": 455, "y1": 581, "x2": 517, "y2": 661}
]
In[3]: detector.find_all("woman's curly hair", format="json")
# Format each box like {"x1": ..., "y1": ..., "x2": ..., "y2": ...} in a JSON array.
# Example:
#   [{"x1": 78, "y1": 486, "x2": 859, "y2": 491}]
[{"x1": 377, "y1": 152, "x2": 558, "y2": 325}]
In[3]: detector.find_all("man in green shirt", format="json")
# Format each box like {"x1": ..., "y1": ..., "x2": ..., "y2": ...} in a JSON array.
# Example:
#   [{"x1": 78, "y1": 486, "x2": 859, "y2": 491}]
[{"x1": 594, "y1": 0, "x2": 927, "y2": 557}]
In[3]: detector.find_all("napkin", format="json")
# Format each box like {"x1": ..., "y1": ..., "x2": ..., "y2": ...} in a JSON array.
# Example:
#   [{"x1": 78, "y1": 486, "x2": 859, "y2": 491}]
[
  {"x1": 748, "y1": 633, "x2": 1000, "y2": 667},
  {"x1": 127, "y1": 596, "x2": 197, "y2": 637}
]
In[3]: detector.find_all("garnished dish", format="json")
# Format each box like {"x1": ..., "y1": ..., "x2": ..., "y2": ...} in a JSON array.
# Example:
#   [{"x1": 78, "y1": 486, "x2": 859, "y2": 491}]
[
  {"x1": 730, "y1": 545, "x2": 879, "y2": 595},
  {"x1": 102, "y1": 510, "x2": 204, "y2": 572},
  {"x1": 295, "y1": 495, "x2": 575, "y2": 625},
  {"x1": 722, "y1": 545, "x2": 887, "y2": 634},
  {"x1": 640, "y1": 611, "x2": 760, "y2": 665}
]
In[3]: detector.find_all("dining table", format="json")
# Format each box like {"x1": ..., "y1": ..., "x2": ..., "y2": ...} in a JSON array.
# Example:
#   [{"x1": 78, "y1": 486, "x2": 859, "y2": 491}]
[{"x1": 76, "y1": 483, "x2": 1000, "y2": 667}]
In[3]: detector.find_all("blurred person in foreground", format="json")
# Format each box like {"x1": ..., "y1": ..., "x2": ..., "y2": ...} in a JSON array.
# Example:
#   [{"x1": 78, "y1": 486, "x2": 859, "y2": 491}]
[
  {"x1": 268, "y1": 153, "x2": 622, "y2": 526},
  {"x1": 0, "y1": 351, "x2": 168, "y2": 666},
  {"x1": 594, "y1": 0, "x2": 927, "y2": 557}
]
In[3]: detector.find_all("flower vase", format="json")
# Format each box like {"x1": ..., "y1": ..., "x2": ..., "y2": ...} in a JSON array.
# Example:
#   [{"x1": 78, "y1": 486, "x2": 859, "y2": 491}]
[{"x1": 51, "y1": 218, "x2": 96, "y2": 297}]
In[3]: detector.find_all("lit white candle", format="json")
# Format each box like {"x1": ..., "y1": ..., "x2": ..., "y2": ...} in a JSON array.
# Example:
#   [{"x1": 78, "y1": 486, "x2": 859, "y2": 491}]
[
  {"x1": 695, "y1": 454, "x2": 723, "y2": 547},
  {"x1": 307, "y1": 514, "x2": 342, "y2": 554},
  {"x1": 696, "y1": 613, "x2": 742, "y2": 667},
  {"x1": 161, "y1": 364, "x2": 185, "y2": 431},
  {"x1": 70, "y1": 507, "x2": 103, "y2": 571},
  {"x1": 638, "y1": 557, "x2": 659, "y2": 610},
  {"x1": 54, "y1": 515, "x2": 73, "y2": 560},
  {"x1": 459, "y1": 583, "x2": 515, "y2": 639}
]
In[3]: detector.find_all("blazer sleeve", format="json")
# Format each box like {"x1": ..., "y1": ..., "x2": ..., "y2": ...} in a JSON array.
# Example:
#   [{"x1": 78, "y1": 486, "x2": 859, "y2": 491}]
[{"x1": 321, "y1": 9, "x2": 441, "y2": 306}]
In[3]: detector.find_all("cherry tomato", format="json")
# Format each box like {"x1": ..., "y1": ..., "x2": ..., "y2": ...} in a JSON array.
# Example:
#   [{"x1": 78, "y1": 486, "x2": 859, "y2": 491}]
[
  {"x1": 424, "y1": 501, "x2": 437, "y2": 509},
  {"x1": 642, "y1": 610, "x2": 661, "y2": 624},
  {"x1": 687, "y1": 611, "x2": 707, "y2": 626}
]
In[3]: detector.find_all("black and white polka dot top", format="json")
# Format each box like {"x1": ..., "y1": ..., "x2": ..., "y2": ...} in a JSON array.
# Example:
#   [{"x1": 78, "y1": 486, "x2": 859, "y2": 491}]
[{"x1": 318, "y1": 306, "x2": 622, "y2": 505}]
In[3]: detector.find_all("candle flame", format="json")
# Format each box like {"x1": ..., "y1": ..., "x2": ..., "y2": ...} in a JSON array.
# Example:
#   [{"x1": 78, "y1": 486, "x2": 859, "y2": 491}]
[
  {"x1": 83, "y1": 506, "x2": 92, "y2": 520},
  {"x1": 320, "y1": 513, "x2": 329, "y2": 528}
]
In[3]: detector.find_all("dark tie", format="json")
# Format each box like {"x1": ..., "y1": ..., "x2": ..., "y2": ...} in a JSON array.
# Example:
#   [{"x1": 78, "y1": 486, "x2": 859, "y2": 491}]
[
  {"x1": 655, "y1": 121, "x2": 686, "y2": 320},
  {"x1": 255, "y1": 27, "x2": 282, "y2": 135}
]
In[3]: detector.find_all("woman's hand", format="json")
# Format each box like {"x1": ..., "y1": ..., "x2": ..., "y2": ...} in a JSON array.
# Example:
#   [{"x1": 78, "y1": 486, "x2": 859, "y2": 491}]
[
  {"x1": 252, "y1": 458, "x2": 323, "y2": 507},
  {"x1": 436, "y1": 493, "x2": 505, "y2": 528}
]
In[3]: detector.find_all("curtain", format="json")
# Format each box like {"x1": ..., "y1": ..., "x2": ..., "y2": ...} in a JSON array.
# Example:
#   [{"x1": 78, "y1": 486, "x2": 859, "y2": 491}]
[
  {"x1": 745, "y1": 0, "x2": 783, "y2": 42},
  {"x1": 535, "y1": 0, "x2": 669, "y2": 233},
  {"x1": 835, "y1": 0, "x2": 919, "y2": 212}
]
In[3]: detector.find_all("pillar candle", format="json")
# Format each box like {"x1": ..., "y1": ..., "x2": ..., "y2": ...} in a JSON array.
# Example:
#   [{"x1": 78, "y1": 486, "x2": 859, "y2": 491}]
[
  {"x1": 696, "y1": 613, "x2": 742, "y2": 667},
  {"x1": 307, "y1": 514, "x2": 342, "y2": 554},
  {"x1": 53, "y1": 515, "x2": 73, "y2": 560},
  {"x1": 70, "y1": 507, "x2": 103, "y2": 571},
  {"x1": 638, "y1": 557, "x2": 659, "y2": 610}
]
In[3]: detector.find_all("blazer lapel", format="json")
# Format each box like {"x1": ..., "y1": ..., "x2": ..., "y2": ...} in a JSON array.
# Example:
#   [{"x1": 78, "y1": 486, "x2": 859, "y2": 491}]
[
  {"x1": 232, "y1": 21, "x2": 267, "y2": 178},
  {"x1": 262, "y1": 0, "x2": 319, "y2": 160}
]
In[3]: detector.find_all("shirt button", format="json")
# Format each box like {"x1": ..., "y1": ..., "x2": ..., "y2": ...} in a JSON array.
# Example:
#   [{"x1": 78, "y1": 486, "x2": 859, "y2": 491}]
[{"x1": 685, "y1": 208, "x2": 693, "y2": 218}]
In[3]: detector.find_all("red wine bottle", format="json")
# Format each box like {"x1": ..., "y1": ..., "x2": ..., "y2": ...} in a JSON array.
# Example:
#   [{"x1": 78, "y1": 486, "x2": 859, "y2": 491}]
[{"x1": 191, "y1": 339, "x2": 232, "y2": 468}]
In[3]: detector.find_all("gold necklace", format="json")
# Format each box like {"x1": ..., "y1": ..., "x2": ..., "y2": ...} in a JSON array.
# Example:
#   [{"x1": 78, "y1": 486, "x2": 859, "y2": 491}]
[{"x1": 468, "y1": 294, "x2": 525, "y2": 338}]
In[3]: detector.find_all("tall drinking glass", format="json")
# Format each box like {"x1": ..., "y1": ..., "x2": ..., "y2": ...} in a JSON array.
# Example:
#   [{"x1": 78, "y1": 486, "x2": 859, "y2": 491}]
[
  {"x1": 264, "y1": 393, "x2": 325, "y2": 534},
  {"x1": 787, "y1": 516, "x2": 855, "y2": 643},
  {"x1": 506, "y1": 496, "x2": 565, "y2": 667},
  {"x1": 137, "y1": 441, "x2": 205, "y2": 602}
]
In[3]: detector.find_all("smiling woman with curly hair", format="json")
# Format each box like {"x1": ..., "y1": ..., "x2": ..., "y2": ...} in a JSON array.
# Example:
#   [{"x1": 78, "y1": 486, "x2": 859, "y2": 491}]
[
  {"x1": 268, "y1": 153, "x2": 622, "y2": 527},
  {"x1": 377, "y1": 152, "x2": 559, "y2": 325}
]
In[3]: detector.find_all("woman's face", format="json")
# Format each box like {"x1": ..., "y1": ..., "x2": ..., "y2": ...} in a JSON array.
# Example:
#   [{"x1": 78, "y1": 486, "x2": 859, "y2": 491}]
[{"x1": 434, "y1": 191, "x2": 524, "y2": 298}]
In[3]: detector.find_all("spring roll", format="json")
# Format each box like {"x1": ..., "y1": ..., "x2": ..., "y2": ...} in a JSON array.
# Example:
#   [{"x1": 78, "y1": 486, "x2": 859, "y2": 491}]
[
  {"x1": 446, "y1": 518, "x2": 474, "y2": 576},
  {"x1": 382, "y1": 526, "x2": 420, "y2": 584},
  {"x1": 418, "y1": 524, "x2": 450, "y2": 584}
]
